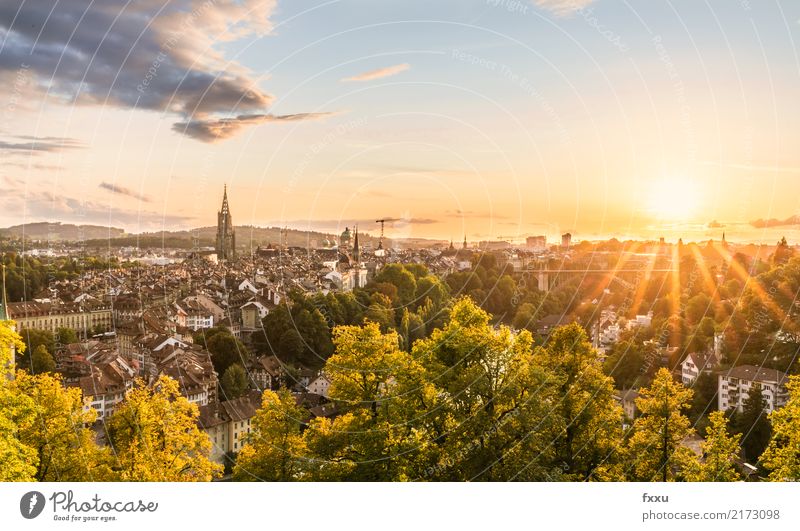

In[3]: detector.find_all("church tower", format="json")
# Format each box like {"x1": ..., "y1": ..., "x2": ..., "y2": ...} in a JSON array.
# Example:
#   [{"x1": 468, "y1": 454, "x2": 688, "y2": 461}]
[
  {"x1": 352, "y1": 225, "x2": 361, "y2": 264},
  {"x1": 216, "y1": 184, "x2": 236, "y2": 260}
]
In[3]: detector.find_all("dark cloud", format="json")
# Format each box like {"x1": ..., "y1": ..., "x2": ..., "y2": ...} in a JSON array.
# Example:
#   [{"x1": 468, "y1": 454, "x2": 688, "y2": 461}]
[
  {"x1": 750, "y1": 216, "x2": 800, "y2": 229},
  {"x1": 0, "y1": 136, "x2": 84, "y2": 153},
  {"x1": 173, "y1": 112, "x2": 339, "y2": 142},
  {"x1": 0, "y1": 1, "x2": 330, "y2": 141},
  {"x1": 99, "y1": 182, "x2": 152, "y2": 203}
]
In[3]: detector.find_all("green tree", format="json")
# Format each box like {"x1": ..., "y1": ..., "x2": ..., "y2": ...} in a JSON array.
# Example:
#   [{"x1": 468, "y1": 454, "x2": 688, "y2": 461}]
[
  {"x1": 303, "y1": 322, "x2": 433, "y2": 481},
  {"x1": 761, "y1": 376, "x2": 800, "y2": 481},
  {"x1": 221, "y1": 363, "x2": 248, "y2": 400},
  {"x1": 19, "y1": 328, "x2": 54, "y2": 371},
  {"x1": 412, "y1": 298, "x2": 559, "y2": 481},
  {"x1": 603, "y1": 340, "x2": 656, "y2": 390},
  {"x1": 626, "y1": 369, "x2": 697, "y2": 481},
  {"x1": 730, "y1": 385, "x2": 772, "y2": 463},
  {"x1": 373, "y1": 264, "x2": 417, "y2": 306},
  {"x1": 56, "y1": 327, "x2": 78, "y2": 345},
  {"x1": 30, "y1": 344, "x2": 55, "y2": 374},
  {"x1": 234, "y1": 389, "x2": 308, "y2": 481},
  {"x1": 535, "y1": 324, "x2": 624, "y2": 480},
  {"x1": 688, "y1": 372, "x2": 718, "y2": 427},
  {"x1": 688, "y1": 411, "x2": 741, "y2": 482},
  {"x1": 207, "y1": 331, "x2": 249, "y2": 375},
  {"x1": 107, "y1": 375, "x2": 222, "y2": 481}
]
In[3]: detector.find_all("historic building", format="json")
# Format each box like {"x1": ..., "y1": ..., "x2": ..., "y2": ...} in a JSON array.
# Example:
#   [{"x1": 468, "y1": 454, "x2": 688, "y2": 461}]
[{"x1": 216, "y1": 184, "x2": 236, "y2": 261}]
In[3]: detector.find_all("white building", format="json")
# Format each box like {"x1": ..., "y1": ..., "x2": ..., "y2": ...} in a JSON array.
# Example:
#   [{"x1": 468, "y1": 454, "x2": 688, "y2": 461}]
[
  {"x1": 681, "y1": 350, "x2": 720, "y2": 386},
  {"x1": 718, "y1": 365, "x2": 789, "y2": 414},
  {"x1": 307, "y1": 373, "x2": 331, "y2": 398}
]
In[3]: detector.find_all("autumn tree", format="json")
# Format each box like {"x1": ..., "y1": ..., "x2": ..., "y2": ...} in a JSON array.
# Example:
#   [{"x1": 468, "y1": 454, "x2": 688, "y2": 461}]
[
  {"x1": 625, "y1": 369, "x2": 697, "y2": 481},
  {"x1": 303, "y1": 322, "x2": 432, "y2": 481},
  {"x1": 688, "y1": 411, "x2": 741, "y2": 482},
  {"x1": 761, "y1": 376, "x2": 800, "y2": 481},
  {"x1": 535, "y1": 324, "x2": 624, "y2": 480},
  {"x1": 234, "y1": 389, "x2": 309, "y2": 481},
  {"x1": 411, "y1": 298, "x2": 558, "y2": 481},
  {"x1": 107, "y1": 375, "x2": 222, "y2": 481},
  {"x1": 11, "y1": 371, "x2": 113, "y2": 481},
  {"x1": 0, "y1": 320, "x2": 37, "y2": 481}
]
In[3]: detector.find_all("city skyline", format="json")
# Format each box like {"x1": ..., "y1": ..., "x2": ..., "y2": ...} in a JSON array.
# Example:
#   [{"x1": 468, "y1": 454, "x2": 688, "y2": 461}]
[{"x1": 2, "y1": 0, "x2": 800, "y2": 244}]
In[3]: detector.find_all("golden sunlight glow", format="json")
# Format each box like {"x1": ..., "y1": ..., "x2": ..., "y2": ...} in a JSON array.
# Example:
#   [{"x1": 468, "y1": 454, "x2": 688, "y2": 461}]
[{"x1": 646, "y1": 177, "x2": 701, "y2": 221}]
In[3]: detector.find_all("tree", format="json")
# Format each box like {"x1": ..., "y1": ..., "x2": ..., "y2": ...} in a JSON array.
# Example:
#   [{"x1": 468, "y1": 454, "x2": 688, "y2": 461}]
[
  {"x1": 234, "y1": 389, "x2": 308, "y2": 481},
  {"x1": 221, "y1": 363, "x2": 248, "y2": 400},
  {"x1": 626, "y1": 369, "x2": 697, "y2": 481},
  {"x1": 603, "y1": 340, "x2": 656, "y2": 390},
  {"x1": 0, "y1": 320, "x2": 37, "y2": 481},
  {"x1": 207, "y1": 331, "x2": 249, "y2": 376},
  {"x1": 11, "y1": 371, "x2": 113, "y2": 481},
  {"x1": 107, "y1": 375, "x2": 222, "y2": 481},
  {"x1": 55, "y1": 327, "x2": 78, "y2": 346},
  {"x1": 535, "y1": 324, "x2": 624, "y2": 480},
  {"x1": 192, "y1": 326, "x2": 229, "y2": 349},
  {"x1": 29, "y1": 344, "x2": 55, "y2": 374},
  {"x1": 411, "y1": 298, "x2": 559, "y2": 481},
  {"x1": 18, "y1": 328, "x2": 54, "y2": 372},
  {"x1": 730, "y1": 385, "x2": 771, "y2": 463},
  {"x1": 688, "y1": 372, "x2": 718, "y2": 427},
  {"x1": 688, "y1": 411, "x2": 741, "y2": 482},
  {"x1": 372, "y1": 264, "x2": 417, "y2": 306},
  {"x1": 302, "y1": 322, "x2": 433, "y2": 481},
  {"x1": 761, "y1": 376, "x2": 800, "y2": 481}
]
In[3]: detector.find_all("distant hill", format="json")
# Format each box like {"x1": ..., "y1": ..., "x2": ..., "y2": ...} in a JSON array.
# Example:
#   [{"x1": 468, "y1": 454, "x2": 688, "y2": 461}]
[
  {"x1": 0, "y1": 222, "x2": 445, "y2": 250},
  {"x1": 0, "y1": 222, "x2": 125, "y2": 241},
  {"x1": 83, "y1": 226, "x2": 361, "y2": 249}
]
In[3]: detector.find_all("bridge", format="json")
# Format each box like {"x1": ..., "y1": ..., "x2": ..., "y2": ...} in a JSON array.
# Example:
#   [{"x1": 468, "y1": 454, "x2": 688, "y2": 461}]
[{"x1": 519, "y1": 268, "x2": 677, "y2": 292}]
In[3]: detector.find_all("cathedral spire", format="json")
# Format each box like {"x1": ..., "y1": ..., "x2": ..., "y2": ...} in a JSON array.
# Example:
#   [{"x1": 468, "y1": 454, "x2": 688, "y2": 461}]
[
  {"x1": 353, "y1": 225, "x2": 361, "y2": 263},
  {"x1": 216, "y1": 184, "x2": 236, "y2": 260}
]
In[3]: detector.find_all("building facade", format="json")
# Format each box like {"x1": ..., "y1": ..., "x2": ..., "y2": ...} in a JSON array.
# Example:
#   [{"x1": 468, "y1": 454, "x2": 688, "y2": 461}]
[
  {"x1": 7, "y1": 301, "x2": 113, "y2": 335},
  {"x1": 718, "y1": 365, "x2": 789, "y2": 413}
]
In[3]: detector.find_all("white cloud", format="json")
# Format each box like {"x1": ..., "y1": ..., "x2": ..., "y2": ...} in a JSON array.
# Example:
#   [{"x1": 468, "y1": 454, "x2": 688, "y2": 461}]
[
  {"x1": 533, "y1": 0, "x2": 596, "y2": 16},
  {"x1": 342, "y1": 63, "x2": 410, "y2": 82}
]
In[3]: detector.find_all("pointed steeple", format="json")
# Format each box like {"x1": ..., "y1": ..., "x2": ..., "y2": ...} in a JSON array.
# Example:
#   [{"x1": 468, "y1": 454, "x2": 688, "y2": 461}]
[
  {"x1": 353, "y1": 225, "x2": 360, "y2": 263},
  {"x1": 217, "y1": 184, "x2": 236, "y2": 260},
  {"x1": 220, "y1": 184, "x2": 230, "y2": 215},
  {"x1": 463, "y1": 235, "x2": 467, "y2": 250}
]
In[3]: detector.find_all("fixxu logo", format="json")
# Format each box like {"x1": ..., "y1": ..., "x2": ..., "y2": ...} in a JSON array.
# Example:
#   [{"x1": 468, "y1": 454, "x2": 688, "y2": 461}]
[{"x1": 20, "y1": 491, "x2": 45, "y2": 519}]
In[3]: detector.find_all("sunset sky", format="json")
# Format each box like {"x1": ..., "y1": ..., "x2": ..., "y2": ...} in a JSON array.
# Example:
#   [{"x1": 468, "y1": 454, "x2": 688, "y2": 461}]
[{"x1": 1, "y1": 0, "x2": 799, "y2": 243}]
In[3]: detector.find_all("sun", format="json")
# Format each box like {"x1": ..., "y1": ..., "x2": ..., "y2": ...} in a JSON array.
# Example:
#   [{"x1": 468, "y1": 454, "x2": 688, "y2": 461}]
[{"x1": 646, "y1": 177, "x2": 701, "y2": 221}]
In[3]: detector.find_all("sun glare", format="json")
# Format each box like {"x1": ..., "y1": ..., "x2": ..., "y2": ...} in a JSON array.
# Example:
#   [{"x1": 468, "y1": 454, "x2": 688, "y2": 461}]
[{"x1": 646, "y1": 177, "x2": 701, "y2": 221}]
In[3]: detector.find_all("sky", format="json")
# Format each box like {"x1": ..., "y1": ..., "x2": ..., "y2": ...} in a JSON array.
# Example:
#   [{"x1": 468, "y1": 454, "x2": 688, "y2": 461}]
[{"x1": 1, "y1": 0, "x2": 799, "y2": 244}]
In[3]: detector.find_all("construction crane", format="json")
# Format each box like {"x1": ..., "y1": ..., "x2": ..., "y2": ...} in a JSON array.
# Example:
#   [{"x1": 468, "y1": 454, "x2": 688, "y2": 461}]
[{"x1": 375, "y1": 219, "x2": 388, "y2": 250}]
